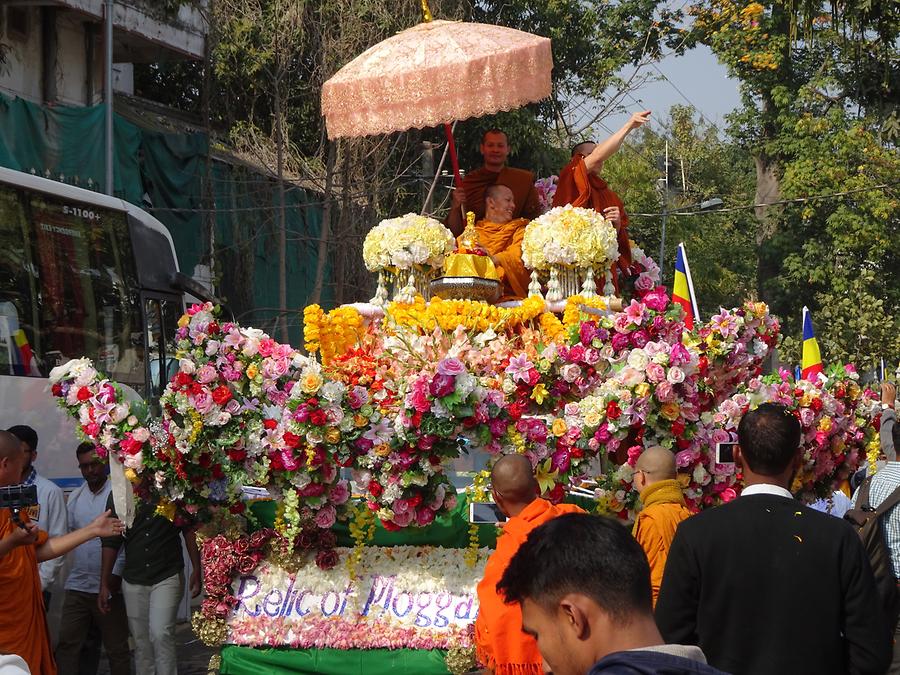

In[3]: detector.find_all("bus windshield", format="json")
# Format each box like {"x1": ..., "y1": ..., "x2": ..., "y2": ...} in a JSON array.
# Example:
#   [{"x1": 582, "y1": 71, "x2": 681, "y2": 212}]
[{"x1": 0, "y1": 184, "x2": 146, "y2": 397}]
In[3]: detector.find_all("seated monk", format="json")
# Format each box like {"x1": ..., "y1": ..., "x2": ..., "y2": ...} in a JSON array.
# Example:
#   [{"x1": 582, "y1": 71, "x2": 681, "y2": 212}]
[
  {"x1": 446, "y1": 128, "x2": 542, "y2": 237},
  {"x1": 553, "y1": 111, "x2": 651, "y2": 292},
  {"x1": 475, "y1": 455, "x2": 585, "y2": 674},
  {"x1": 631, "y1": 446, "x2": 692, "y2": 607},
  {"x1": 466, "y1": 184, "x2": 530, "y2": 302}
]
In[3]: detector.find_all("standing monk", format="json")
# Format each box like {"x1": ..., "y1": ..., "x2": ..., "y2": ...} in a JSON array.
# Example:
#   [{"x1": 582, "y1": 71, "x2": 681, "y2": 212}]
[
  {"x1": 0, "y1": 431, "x2": 125, "y2": 675},
  {"x1": 475, "y1": 455, "x2": 585, "y2": 674},
  {"x1": 446, "y1": 129, "x2": 542, "y2": 237},
  {"x1": 631, "y1": 446, "x2": 692, "y2": 607},
  {"x1": 553, "y1": 111, "x2": 651, "y2": 291}
]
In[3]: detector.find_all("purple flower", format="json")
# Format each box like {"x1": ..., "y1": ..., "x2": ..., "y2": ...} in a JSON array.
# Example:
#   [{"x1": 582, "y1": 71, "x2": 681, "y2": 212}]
[{"x1": 437, "y1": 358, "x2": 466, "y2": 377}]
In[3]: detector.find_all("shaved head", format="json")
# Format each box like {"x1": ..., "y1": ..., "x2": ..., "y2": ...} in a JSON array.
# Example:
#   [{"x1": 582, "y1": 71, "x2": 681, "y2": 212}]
[
  {"x1": 485, "y1": 183, "x2": 513, "y2": 201},
  {"x1": 572, "y1": 141, "x2": 596, "y2": 157},
  {"x1": 635, "y1": 446, "x2": 677, "y2": 481},
  {"x1": 0, "y1": 430, "x2": 26, "y2": 487},
  {"x1": 492, "y1": 454, "x2": 539, "y2": 506}
]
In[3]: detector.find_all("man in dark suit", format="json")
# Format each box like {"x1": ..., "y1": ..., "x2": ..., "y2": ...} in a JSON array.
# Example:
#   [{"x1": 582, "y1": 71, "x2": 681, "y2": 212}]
[{"x1": 656, "y1": 403, "x2": 891, "y2": 675}]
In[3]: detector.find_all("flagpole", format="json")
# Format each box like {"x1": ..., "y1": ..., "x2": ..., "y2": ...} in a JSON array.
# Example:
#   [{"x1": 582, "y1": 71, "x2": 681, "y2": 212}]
[{"x1": 679, "y1": 243, "x2": 701, "y2": 323}]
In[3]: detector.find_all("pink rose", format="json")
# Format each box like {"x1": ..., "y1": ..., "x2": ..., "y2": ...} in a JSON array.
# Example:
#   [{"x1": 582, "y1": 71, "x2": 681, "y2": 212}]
[
  {"x1": 416, "y1": 508, "x2": 435, "y2": 526},
  {"x1": 196, "y1": 364, "x2": 217, "y2": 384},
  {"x1": 437, "y1": 358, "x2": 466, "y2": 376},
  {"x1": 655, "y1": 381, "x2": 675, "y2": 402},
  {"x1": 646, "y1": 362, "x2": 666, "y2": 384}
]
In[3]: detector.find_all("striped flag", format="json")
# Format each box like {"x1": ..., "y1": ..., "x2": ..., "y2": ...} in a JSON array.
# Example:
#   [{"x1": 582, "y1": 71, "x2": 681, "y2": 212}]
[
  {"x1": 801, "y1": 306, "x2": 824, "y2": 381},
  {"x1": 672, "y1": 243, "x2": 700, "y2": 329}
]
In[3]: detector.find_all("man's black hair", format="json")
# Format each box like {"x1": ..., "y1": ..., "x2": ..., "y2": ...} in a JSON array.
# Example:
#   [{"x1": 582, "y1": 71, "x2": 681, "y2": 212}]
[
  {"x1": 76, "y1": 441, "x2": 95, "y2": 458},
  {"x1": 496, "y1": 513, "x2": 651, "y2": 622},
  {"x1": 571, "y1": 140, "x2": 596, "y2": 157},
  {"x1": 7, "y1": 425, "x2": 37, "y2": 452},
  {"x1": 481, "y1": 128, "x2": 508, "y2": 144},
  {"x1": 737, "y1": 402, "x2": 801, "y2": 475}
]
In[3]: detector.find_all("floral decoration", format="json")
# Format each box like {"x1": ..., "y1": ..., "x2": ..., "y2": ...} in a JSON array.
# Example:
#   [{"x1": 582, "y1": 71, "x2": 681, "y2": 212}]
[
  {"x1": 362, "y1": 213, "x2": 455, "y2": 272},
  {"x1": 521, "y1": 204, "x2": 619, "y2": 271}
]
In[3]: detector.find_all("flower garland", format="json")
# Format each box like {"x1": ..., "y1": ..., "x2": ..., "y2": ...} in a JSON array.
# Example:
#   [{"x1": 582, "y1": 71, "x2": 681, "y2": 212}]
[{"x1": 303, "y1": 304, "x2": 365, "y2": 364}]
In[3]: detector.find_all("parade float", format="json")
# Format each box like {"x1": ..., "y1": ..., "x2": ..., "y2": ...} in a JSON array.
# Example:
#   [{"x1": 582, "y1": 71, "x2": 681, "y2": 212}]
[{"x1": 48, "y1": 198, "x2": 883, "y2": 673}]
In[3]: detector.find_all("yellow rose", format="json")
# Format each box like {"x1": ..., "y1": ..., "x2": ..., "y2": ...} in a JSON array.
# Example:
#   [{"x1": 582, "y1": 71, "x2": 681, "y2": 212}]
[
  {"x1": 177, "y1": 314, "x2": 190, "y2": 328},
  {"x1": 584, "y1": 411, "x2": 601, "y2": 427},
  {"x1": 635, "y1": 383, "x2": 651, "y2": 399},
  {"x1": 551, "y1": 418, "x2": 568, "y2": 437},
  {"x1": 300, "y1": 371, "x2": 323, "y2": 394},
  {"x1": 124, "y1": 468, "x2": 138, "y2": 484},
  {"x1": 246, "y1": 363, "x2": 259, "y2": 380},
  {"x1": 375, "y1": 443, "x2": 392, "y2": 457},
  {"x1": 818, "y1": 417, "x2": 833, "y2": 433},
  {"x1": 324, "y1": 428, "x2": 341, "y2": 444},
  {"x1": 676, "y1": 473, "x2": 691, "y2": 488},
  {"x1": 660, "y1": 402, "x2": 681, "y2": 421},
  {"x1": 354, "y1": 414, "x2": 368, "y2": 428}
]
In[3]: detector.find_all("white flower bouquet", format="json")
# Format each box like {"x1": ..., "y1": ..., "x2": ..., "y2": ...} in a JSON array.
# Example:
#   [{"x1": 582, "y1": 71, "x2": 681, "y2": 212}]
[
  {"x1": 363, "y1": 213, "x2": 455, "y2": 272},
  {"x1": 522, "y1": 204, "x2": 620, "y2": 271}
]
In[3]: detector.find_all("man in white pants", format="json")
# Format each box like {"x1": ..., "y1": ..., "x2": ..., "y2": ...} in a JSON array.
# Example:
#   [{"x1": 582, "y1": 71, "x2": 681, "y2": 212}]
[{"x1": 99, "y1": 483, "x2": 201, "y2": 675}]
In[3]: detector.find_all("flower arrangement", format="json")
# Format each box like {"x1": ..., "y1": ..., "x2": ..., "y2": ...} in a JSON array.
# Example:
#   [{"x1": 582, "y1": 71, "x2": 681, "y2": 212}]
[
  {"x1": 521, "y1": 205, "x2": 619, "y2": 271},
  {"x1": 533, "y1": 175, "x2": 558, "y2": 214},
  {"x1": 49, "y1": 358, "x2": 150, "y2": 472},
  {"x1": 362, "y1": 213, "x2": 455, "y2": 272}
]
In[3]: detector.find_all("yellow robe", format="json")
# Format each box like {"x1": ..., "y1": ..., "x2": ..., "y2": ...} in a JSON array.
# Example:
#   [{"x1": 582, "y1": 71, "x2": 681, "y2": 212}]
[
  {"x1": 475, "y1": 218, "x2": 530, "y2": 302},
  {"x1": 475, "y1": 499, "x2": 585, "y2": 674},
  {"x1": 0, "y1": 510, "x2": 54, "y2": 674},
  {"x1": 632, "y1": 479, "x2": 693, "y2": 607}
]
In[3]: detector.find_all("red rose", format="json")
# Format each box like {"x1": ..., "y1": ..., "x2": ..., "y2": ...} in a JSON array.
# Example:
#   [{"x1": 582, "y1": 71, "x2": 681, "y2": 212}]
[
  {"x1": 207, "y1": 322, "x2": 220, "y2": 335},
  {"x1": 810, "y1": 397, "x2": 823, "y2": 412},
  {"x1": 228, "y1": 448, "x2": 247, "y2": 462},
  {"x1": 671, "y1": 420, "x2": 686, "y2": 437},
  {"x1": 228, "y1": 501, "x2": 246, "y2": 514},
  {"x1": 381, "y1": 520, "x2": 401, "y2": 532},
  {"x1": 51, "y1": 383, "x2": 62, "y2": 397},
  {"x1": 309, "y1": 409, "x2": 327, "y2": 426},
  {"x1": 77, "y1": 387, "x2": 92, "y2": 401},
  {"x1": 368, "y1": 481, "x2": 384, "y2": 498},
  {"x1": 508, "y1": 402, "x2": 524, "y2": 420},
  {"x1": 212, "y1": 385, "x2": 232, "y2": 405},
  {"x1": 176, "y1": 372, "x2": 193, "y2": 388},
  {"x1": 315, "y1": 549, "x2": 339, "y2": 571},
  {"x1": 263, "y1": 419, "x2": 278, "y2": 430},
  {"x1": 283, "y1": 432, "x2": 300, "y2": 448},
  {"x1": 547, "y1": 484, "x2": 565, "y2": 503},
  {"x1": 606, "y1": 401, "x2": 621, "y2": 420}
]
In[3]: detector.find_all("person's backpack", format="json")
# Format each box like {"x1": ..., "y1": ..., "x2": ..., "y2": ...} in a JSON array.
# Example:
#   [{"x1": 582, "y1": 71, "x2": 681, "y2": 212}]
[{"x1": 844, "y1": 476, "x2": 900, "y2": 630}]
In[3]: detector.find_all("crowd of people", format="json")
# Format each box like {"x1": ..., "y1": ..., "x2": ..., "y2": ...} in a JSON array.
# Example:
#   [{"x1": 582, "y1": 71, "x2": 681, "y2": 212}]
[
  {"x1": 0, "y1": 427, "x2": 199, "y2": 675},
  {"x1": 475, "y1": 385, "x2": 900, "y2": 675}
]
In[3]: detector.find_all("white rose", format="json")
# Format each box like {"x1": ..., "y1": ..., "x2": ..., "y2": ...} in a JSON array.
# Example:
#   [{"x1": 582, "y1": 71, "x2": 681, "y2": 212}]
[
  {"x1": 178, "y1": 358, "x2": 196, "y2": 375},
  {"x1": 667, "y1": 367, "x2": 686, "y2": 384},
  {"x1": 626, "y1": 349, "x2": 650, "y2": 371}
]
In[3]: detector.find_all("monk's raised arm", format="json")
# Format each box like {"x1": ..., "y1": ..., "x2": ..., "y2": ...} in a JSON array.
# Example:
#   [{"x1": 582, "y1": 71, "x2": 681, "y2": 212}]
[{"x1": 584, "y1": 110, "x2": 651, "y2": 173}]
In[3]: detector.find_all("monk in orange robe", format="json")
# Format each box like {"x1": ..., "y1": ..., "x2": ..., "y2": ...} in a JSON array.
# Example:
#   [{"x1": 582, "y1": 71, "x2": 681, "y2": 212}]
[
  {"x1": 469, "y1": 184, "x2": 530, "y2": 302},
  {"x1": 631, "y1": 446, "x2": 692, "y2": 607},
  {"x1": 0, "y1": 431, "x2": 125, "y2": 675},
  {"x1": 552, "y1": 111, "x2": 651, "y2": 292},
  {"x1": 476, "y1": 455, "x2": 585, "y2": 674},
  {"x1": 446, "y1": 129, "x2": 542, "y2": 237}
]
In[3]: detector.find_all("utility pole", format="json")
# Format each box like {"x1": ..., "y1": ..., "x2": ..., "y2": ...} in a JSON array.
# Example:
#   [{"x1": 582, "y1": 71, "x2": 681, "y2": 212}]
[
  {"x1": 658, "y1": 139, "x2": 669, "y2": 283},
  {"x1": 104, "y1": 0, "x2": 114, "y2": 195}
]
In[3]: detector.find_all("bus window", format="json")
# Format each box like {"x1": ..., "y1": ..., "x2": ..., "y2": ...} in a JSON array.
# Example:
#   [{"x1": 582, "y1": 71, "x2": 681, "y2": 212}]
[
  {"x1": 144, "y1": 295, "x2": 182, "y2": 407},
  {"x1": 0, "y1": 186, "x2": 41, "y2": 376},
  {"x1": 21, "y1": 192, "x2": 145, "y2": 395}
]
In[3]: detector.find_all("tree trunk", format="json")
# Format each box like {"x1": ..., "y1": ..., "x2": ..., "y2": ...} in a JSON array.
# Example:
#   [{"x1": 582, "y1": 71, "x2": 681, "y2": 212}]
[
  {"x1": 753, "y1": 153, "x2": 781, "y2": 303},
  {"x1": 309, "y1": 140, "x2": 338, "y2": 305}
]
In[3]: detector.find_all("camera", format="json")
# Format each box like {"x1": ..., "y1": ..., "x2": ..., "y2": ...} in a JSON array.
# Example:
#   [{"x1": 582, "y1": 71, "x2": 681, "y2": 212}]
[{"x1": 0, "y1": 484, "x2": 38, "y2": 526}]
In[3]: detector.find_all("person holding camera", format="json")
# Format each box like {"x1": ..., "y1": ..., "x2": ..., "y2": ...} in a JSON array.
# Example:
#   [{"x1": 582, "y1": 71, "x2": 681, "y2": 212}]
[
  {"x1": 655, "y1": 403, "x2": 891, "y2": 675},
  {"x1": 0, "y1": 430, "x2": 125, "y2": 675}
]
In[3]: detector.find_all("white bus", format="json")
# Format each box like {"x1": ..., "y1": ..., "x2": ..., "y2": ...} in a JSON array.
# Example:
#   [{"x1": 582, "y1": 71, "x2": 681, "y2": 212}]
[{"x1": 0, "y1": 166, "x2": 209, "y2": 488}]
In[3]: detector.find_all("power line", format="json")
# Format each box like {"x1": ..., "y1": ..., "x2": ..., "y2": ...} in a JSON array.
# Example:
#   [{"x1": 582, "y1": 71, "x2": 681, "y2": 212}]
[{"x1": 629, "y1": 180, "x2": 900, "y2": 218}]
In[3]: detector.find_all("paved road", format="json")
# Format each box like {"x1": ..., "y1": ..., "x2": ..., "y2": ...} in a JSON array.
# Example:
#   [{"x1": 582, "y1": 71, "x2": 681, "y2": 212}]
[{"x1": 95, "y1": 621, "x2": 219, "y2": 675}]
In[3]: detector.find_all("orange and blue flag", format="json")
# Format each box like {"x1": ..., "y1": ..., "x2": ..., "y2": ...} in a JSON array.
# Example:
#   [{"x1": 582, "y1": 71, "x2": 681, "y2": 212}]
[
  {"x1": 672, "y1": 243, "x2": 700, "y2": 329},
  {"x1": 801, "y1": 306, "x2": 824, "y2": 381}
]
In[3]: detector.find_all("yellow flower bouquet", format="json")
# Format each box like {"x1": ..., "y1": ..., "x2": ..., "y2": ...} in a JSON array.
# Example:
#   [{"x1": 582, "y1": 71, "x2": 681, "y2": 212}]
[
  {"x1": 362, "y1": 213, "x2": 455, "y2": 272},
  {"x1": 522, "y1": 204, "x2": 620, "y2": 271}
]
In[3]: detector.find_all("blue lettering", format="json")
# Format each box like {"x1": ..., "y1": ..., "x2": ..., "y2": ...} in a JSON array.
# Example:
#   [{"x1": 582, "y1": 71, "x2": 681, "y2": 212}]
[
  {"x1": 280, "y1": 578, "x2": 296, "y2": 617},
  {"x1": 454, "y1": 596, "x2": 474, "y2": 620},
  {"x1": 236, "y1": 576, "x2": 261, "y2": 617},
  {"x1": 413, "y1": 593, "x2": 433, "y2": 628},
  {"x1": 321, "y1": 591, "x2": 341, "y2": 616},
  {"x1": 263, "y1": 590, "x2": 284, "y2": 617},
  {"x1": 433, "y1": 593, "x2": 451, "y2": 628},
  {"x1": 361, "y1": 576, "x2": 390, "y2": 617},
  {"x1": 293, "y1": 590, "x2": 311, "y2": 617},
  {"x1": 392, "y1": 591, "x2": 412, "y2": 618}
]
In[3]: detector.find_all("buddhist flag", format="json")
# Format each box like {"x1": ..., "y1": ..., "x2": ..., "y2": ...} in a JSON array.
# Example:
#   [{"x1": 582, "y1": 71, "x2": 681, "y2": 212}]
[
  {"x1": 672, "y1": 243, "x2": 700, "y2": 329},
  {"x1": 801, "y1": 306, "x2": 824, "y2": 381}
]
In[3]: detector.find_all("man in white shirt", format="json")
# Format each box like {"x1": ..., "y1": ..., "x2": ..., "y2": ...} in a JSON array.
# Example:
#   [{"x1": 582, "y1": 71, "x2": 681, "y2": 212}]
[
  {"x1": 54, "y1": 443, "x2": 131, "y2": 675},
  {"x1": 7, "y1": 425, "x2": 67, "y2": 606}
]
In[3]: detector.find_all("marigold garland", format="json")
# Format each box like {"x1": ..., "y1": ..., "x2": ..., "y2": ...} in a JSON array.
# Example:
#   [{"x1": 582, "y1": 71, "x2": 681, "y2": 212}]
[
  {"x1": 385, "y1": 295, "x2": 548, "y2": 336},
  {"x1": 303, "y1": 304, "x2": 364, "y2": 363},
  {"x1": 562, "y1": 294, "x2": 608, "y2": 327}
]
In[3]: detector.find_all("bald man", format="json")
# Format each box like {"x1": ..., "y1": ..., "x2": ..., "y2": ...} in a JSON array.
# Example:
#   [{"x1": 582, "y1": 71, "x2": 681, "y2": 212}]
[
  {"x1": 631, "y1": 446, "x2": 692, "y2": 606},
  {"x1": 0, "y1": 431, "x2": 125, "y2": 675},
  {"x1": 468, "y1": 184, "x2": 530, "y2": 301},
  {"x1": 475, "y1": 455, "x2": 585, "y2": 674}
]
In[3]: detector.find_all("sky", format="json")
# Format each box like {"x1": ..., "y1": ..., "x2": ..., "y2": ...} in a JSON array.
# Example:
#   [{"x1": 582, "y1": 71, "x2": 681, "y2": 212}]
[{"x1": 600, "y1": 44, "x2": 743, "y2": 136}]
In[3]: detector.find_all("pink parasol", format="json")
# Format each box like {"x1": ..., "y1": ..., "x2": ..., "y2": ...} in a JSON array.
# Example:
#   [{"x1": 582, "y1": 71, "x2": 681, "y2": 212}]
[{"x1": 321, "y1": 19, "x2": 553, "y2": 187}]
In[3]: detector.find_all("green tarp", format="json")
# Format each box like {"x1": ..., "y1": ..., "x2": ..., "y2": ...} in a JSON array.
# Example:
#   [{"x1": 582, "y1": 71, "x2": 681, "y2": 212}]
[{"x1": 220, "y1": 645, "x2": 452, "y2": 675}]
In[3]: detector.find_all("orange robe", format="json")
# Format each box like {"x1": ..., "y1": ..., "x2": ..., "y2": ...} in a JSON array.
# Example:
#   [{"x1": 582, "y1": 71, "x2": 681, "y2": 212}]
[
  {"x1": 632, "y1": 479, "x2": 692, "y2": 607},
  {"x1": 456, "y1": 167, "x2": 543, "y2": 223},
  {"x1": 552, "y1": 155, "x2": 633, "y2": 292},
  {"x1": 476, "y1": 499, "x2": 585, "y2": 674},
  {"x1": 0, "y1": 511, "x2": 54, "y2": 675},
  {"x1": 475, "y1": 218, "x2": 529, "y2": 301}
]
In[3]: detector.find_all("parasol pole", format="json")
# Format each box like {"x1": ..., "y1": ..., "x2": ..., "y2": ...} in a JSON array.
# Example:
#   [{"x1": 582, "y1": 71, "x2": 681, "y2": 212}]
[{"x1": 421, "y1": 121, "x2": 455, "y2": 215}]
